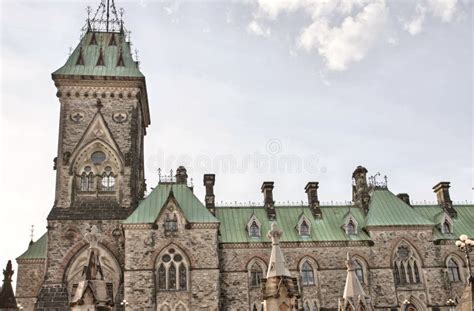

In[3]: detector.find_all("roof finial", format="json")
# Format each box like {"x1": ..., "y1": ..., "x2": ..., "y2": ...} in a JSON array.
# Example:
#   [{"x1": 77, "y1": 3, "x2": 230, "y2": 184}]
[{"x1": 29, "y1": 225, "x2": 34, "y2": 245}]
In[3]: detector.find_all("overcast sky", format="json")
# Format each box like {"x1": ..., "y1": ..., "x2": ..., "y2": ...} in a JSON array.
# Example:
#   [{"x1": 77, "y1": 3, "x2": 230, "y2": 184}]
[{"x1": 0, "y1": 0, "x2": 472, "y2": 286}]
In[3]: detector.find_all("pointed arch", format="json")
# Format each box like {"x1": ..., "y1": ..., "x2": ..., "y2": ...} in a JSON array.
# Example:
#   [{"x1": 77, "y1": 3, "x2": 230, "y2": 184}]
[
  {"x1": 64, "y1": 243, "x2": 121, "y2": 301},
  {"x1": 343, "y1": 213, "x2": 358, "y2": 235},
  {"x1": 392, "y1": 240, "x2": 423, "y2": 286},
  {"x1": 441, "y1": 213, "x2": 453, "y2": 234},
  {"x1": 247, "y1": 257, "x2": 266, "y2": 288},
  {"x1": 247, "y1": 214, "x2": 262, "y2": 238},
  {"x1": 298, "y1": 257, "x2": 318, "y2": 286},
  {"x1": 351, "y1": 255, "x2": 368, "y2": 285},
  {"x1": 402, "y1": 295, "x2": 425, "y2": 311},
  {"x1": 174, "y1": 301, "x2": 188, "y2": 311},
  {"x1": 70, "y1": 139, "x2": 124, "y2": 176},
  {"x1": 445, "y1": 254, "x2": 463, "y2": 283},
  {"x1": 155, "y1": 243, "x2": 190, "y2": 291},
  {"x1": 297, "y1": 214, "x2": 311, "y2": 236}
]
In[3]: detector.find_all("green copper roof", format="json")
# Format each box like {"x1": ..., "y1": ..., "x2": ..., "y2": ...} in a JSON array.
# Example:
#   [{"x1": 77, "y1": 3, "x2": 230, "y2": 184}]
[
  {"x1": 413, "y1": 204, "x2": 474, "y2": 240},
  {"x1": 366, "y1": 190, "x2": 434, "y2": 227},
  {"x1": 123, "y1": 183, "x2": 219, "y2": 224},
  {"x1": 216, "y1": 205, "x2": 370, "y2": 243},
  {"x1": 53, "y1": 31, "x2": 143, "y2": 79},
  {"x1": 16, "y1": 233, "x2": 48, "y2": 260}
]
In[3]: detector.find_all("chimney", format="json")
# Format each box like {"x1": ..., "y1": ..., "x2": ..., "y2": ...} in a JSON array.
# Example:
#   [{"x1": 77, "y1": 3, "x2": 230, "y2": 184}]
[
  {"x1": 352, "y1": 166, "x2": 370, "y2": 213},
  {"x1": 203, "y1": 174, "x2": 216, "y2": 215},
  {"x1": 305, "y1": 182, "x2": 322, "y2": 218},
  {"x1": 261, "y1": 181, "x2": 276, "y2": 220},
  {"x1": 433, "y1": 182, "x2": 456, "y2": 217},
  {"x1": 175, "y1": 166, "x2": 188, "y2": 184},
  {"x1": 397, "y1": 193, "x2": 411, "y2": 206}
]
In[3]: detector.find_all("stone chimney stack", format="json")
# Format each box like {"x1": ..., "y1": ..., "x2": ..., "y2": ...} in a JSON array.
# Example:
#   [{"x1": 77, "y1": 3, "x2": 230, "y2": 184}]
[
  {"x1": 203, "y1": 174, "x2": 216, "y2": 215},
  {"x1": 352, "y1": 166, "x2": 371, "y2": 213},
  {"x1": 175, "y1": 166, "x2": 188, "y2": 184},
  {"x1": 261, "y1": 182, "x2": 276, "y2": 220},
  {"x1": 397, "y1": 193, "x2": 411, "y2": 206},
  {"x1": 305, "y1": 182, "x2": 322, "y2": 218},
  {"x1": 433, "y1": 182, "x2": 457, "y2": 217}
]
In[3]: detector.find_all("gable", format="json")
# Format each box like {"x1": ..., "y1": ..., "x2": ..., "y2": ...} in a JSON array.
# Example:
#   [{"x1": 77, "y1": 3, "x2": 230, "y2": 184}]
[{"x1": 123, "y1": 184, "x2": 219, "y2": 224}]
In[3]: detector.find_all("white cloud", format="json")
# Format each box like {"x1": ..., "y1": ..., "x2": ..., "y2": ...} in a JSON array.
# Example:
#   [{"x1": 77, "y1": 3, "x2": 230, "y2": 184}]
[
  {"x1": 247, "y1": 20, "x2": 270, "y2": 37},
  {"x1": 428, "y1": 0, "x2": 459, "y2": 22},
  {"x1": 298, "y1": 1, "x2": 388, "y2": 71},
  {"x1": 404, "y1": 4, "x2": 427, "y2": 35}
]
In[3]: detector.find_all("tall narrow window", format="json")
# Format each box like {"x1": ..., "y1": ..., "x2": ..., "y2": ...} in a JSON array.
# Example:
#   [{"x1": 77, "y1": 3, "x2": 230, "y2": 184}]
[
  {"x1": 400, "y1": 262, "x2": 407, "y2": 284},
  {"x1": 249, "y1": 221, "x2": 260, "y2": 238},
  {"x1": 407, "y1": 262, "x2": 414, "y2": 283},
  {"x1": 394, "y1": 264, "x2": 401, "y2": 285},
  {"x1": 179, "y1": 263, "x2": 187, "y2": 290},
  {"x1": 354, "y1": 260, "x2": 364, "y2": 284},
  {"x1": 158, "y1": 264, "x2": 166, "y2": 290},
  {"x1": 250, "y1": 262, "x2": 263, "y2": 288},
  {"x1": 168, "y1": 263, "x2": 176, "y2": 290},
  {"x1": 447, "y1": 258, "x2": 461, "y2": 282},
  {"x1": 413, "y1": 261, "x2": 421, "y2": 283},
  {"x1": 301, "y1": 261, "x2": 315, "y2": 286},
  {"x1": 80, "y1": 166, "x2": 94, "y2": 191}
]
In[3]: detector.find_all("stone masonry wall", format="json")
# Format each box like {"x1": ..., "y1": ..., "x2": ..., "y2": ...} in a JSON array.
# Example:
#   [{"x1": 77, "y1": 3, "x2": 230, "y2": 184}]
[
  {"x1": 53, "y1": 81, "x2": 146, "y2": 210},
  {"x1": 15, "y1": 260, "x2": 45, "y2": 311}
]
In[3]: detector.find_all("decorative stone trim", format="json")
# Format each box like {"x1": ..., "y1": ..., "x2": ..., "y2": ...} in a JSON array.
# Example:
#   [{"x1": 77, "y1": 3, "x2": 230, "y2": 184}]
[
  {"x1": 366, "y1": 225, "x2": 434, "y2": 231},
  {"x1": 188, "y1": 223, "x2": 219, "y2": 229},
  {"x1": 16, "y1": 258, "x2": 46, "y2": 264},
  {"x1": 219, "y1": 240, "x2": 372, "y2": 249},
  {"x1": 122, "y1": 223, "x2": 153, "y2": 230}
]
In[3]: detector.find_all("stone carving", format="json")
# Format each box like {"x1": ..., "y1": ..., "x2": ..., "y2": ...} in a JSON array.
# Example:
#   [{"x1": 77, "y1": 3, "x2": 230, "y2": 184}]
[
  {"x1": 113, "y1": 111, "x2": 128, "y2": 123},
  {"x1": 70, "y1": 111, "x2": 85, "y2": 123}
]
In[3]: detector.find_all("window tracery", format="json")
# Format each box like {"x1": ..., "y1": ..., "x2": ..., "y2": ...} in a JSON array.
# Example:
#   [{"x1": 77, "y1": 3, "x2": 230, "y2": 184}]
[
  {"x1": 447, "y1": 258, "x2": 461, "y2": 282},
  {"x1": 156, "y1": 247, "x2": 188, "y2": 291},
  {"x1": 300, "y1": 260, "x2": 316, "y2": 286},
  {"x1": 393, "y1": 243, "x2": 422, "y2": 286}
]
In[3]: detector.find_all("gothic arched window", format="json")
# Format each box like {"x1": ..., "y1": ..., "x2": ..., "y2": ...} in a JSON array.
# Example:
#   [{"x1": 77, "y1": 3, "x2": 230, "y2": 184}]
[
  {"x1": 101, "y1": 166, "x2": 115, "y2": 191},
  {"x1": 442, "y1": 220, "x2": 451, "y2": 234},
  {"x1": 249, "y1": 221, "x2": 260, "y2": 238},
  {"x1": 354, "y1": 260, "x2": 364, "y2": 284},
  {"x1": 156, "y1": 247, "x2": 188, "y2": 291},
  {"x1": 393, "y1": 244, "x2": 422, "y2": 286},
  {"x1": 250, "y1": 262, "x2": 264, "y2": 288},
  {"x1": 447, "y1": 258, "x2": 461, "y2": 282},
  {"x1": 347, "y1": 220, "x2": 356, "y2": 235},
  {"x1": 80, "y1": 166, "x2": 94, "y2": 191},
  {"x1": 299, "y1": 218, "x2": 310, "y2": 237},
  {"x1": 301, "y1": 261, "x2": 315, "y2": 286}
]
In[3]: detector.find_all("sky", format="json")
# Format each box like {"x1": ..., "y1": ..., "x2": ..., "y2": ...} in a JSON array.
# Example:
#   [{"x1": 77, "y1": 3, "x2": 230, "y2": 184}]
[{"x1": 0, "y1": 0, "x2": 472, "y2": 288}]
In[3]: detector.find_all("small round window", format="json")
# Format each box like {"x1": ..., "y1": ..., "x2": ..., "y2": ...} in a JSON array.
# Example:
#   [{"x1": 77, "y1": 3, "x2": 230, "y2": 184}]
[{"x1": 91, "y1": 151, "x2": 106, "y2": 164}]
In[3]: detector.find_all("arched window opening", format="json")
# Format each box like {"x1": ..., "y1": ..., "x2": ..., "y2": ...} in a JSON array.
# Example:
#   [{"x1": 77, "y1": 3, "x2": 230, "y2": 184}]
[
  {"x1": 442, "y1": 220, "x2": 451, "y2": 234},
  {"x1": 249, "y1": 221, "x2": 260, "y2": 238},
  {"x1": 346, "y1": 220, "x2": 356, "y2": 235},
  {"x1": 80, "y1": 166, "x2": 94, "y2": 191},
  {"x1": 304, "y1": 302, "x2": 310, "y2": 311},
  {"x1": 447, "y1": 258, "x2": 461, "y2": 282},
  {"x1": 101, "y1": 166, "x2": 115, "y2": 191},
  {"x1": 301, "y1": 261, "x2": 315, "y2": 286},
  {"x1": 156, "y1": 247, "x2": 188, "y2": 291},
  {"x1": 300, "y1": 220, "x2": 310, "y2": 236},
  {"x1": 354, "y1": 260, "x2": 364, "y2": 284},
  {"x1": 393, "y1": 244, "x2": 422, "y2": 286},
  {"x1": 312, "y1": 302, "x2": 318, "y2": 311},
  {"x1": 250, "y1": 262, "x2": 263, "y2": 288}
]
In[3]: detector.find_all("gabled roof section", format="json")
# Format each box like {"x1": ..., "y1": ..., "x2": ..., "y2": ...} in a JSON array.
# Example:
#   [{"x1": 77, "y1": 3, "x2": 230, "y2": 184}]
[
  {"x1": 366, "y1": 190, "x2": 434, "y2": 227},
  {"x1": 53, "y1": 31, "x2": 144, "y2": 79},
  {"x1": 17, "y1": 233, "x2": 48, "y2": 260},
  {"x1": 123, "y1": 183, "x2": 219, "y2": 224}
]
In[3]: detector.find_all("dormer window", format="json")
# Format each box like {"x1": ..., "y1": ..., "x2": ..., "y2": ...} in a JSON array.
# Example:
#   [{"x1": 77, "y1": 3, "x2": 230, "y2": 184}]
[
  {"x1": 249, "y1": 221, "x2": 260, "y2": 238},
  {"x1": 247, "y1": 215, "x2": 261, "y2": 238},
  {"x1": 442, "y1": 220, "x2": 450, "y2": 234},
  {"x1": 343, "y1": 214, "x2": 358, "y2": 235},
  {"x1": 297, "y1": 215, "x2": 311, "y2": 237},
  {"x1": 441, "y1": 213, "x2": 453, "y2": 234}
]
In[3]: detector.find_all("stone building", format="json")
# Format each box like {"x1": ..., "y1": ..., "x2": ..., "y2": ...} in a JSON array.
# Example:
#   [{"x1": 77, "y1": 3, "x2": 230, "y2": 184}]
[{"x1": 13, "y1": 1, "x2": 474, "y2": 310}]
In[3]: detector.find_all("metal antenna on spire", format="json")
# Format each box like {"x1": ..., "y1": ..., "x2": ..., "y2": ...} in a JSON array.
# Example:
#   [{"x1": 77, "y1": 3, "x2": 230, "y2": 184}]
[{"x1": 106, "y1": 0, "x2": 110, "y2": 32}]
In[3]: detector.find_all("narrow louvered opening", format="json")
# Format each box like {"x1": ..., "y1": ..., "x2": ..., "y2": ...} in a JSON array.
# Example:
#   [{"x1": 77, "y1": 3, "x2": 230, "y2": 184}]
[{"x1": 96, "y1": 48, "x2": 105, "y2": 66}]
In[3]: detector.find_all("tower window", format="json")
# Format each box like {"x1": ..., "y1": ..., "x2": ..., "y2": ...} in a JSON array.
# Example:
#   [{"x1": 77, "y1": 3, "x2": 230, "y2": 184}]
[
  {"x1": 101, "y1": 166, "x2": 115, "y2": 191},
  {"x1": 80, "y1": 166, "x2": 94, "y2": 191},
  {"x1": 91, "y1": 151, "x2": 106, "y2": 164},
  {"x1": 301, "y1": 261, "x2": 315, "y2": 286}
]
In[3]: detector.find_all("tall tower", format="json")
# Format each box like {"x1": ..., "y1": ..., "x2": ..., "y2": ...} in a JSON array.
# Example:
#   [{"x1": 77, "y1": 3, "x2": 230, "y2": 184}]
[{"x1": 30, "y1": 1, "x2": 150, "y2": 309}]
